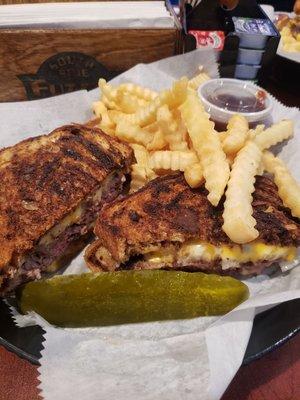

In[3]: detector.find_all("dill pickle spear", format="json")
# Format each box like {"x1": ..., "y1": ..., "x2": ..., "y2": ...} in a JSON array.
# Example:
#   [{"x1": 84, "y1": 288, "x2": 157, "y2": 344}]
[{"x1": 16, "y1": 271, "x2": 249, "y2": 327}]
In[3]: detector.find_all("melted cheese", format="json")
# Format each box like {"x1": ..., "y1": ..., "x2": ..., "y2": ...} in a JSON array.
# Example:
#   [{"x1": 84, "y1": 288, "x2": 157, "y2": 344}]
[
  {"x1": 144, "y1": 240, "x2": 297, "y2": 268},
  {"x1": 144, "y1": 248, "x2": 175, "y2": 264},
  {"x1": 39, "y1": 204, "x2": 84, "y2": 246},
  {"x1": 39, "y1": 186, "x2": 103, "y2": 246}
]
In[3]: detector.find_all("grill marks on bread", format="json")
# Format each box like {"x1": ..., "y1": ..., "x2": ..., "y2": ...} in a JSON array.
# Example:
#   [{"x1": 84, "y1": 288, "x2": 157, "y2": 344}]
[
  {"x1": 94, "y1": 173, "x2": 300, "y2": 264},
  {"x1": 0, "y1": 125, "x2": 133, "y2": 270}
]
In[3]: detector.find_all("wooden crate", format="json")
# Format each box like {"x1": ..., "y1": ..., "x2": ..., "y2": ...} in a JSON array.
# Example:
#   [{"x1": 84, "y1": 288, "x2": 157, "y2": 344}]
[{"x1": 0, "y1": 5, "x2": 180, "y2": 101}]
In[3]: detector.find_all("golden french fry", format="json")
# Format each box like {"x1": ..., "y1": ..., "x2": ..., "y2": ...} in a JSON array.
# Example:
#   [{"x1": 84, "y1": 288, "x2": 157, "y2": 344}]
[
  {"x1": 180, "y1": 93, "x2": 230, "y2": 206},
  {"x1": 247, "y1": 124, "x2": 265, "y2": 140},
  {"x1": 227, "y1": 153, "x2": 236, "y2": 167},
  {"x1": 149, "y1": 151, "x2": 198, "y2": 171},
  {"x1": 156, "y1": 104, "x2": 173, "y2": 122},
  {"x1": 188, "y1": 72, "x2": 210, "y2": 91},
  {"x1": 98, "y1": 79, "x2": 118, "y2": 102},
  {"x1": 160, "y1": 77, "x2": 189, "y2": 109},
  {"x1": 93, "y1": 101, "x2": 115, "y2": 135},
  {"x1": 102, "y1": 96, "x2": 120, "y2": 110},
  {"x1": 222, "y1": 141, "x2": 262, "y2": 244},
  {"x1": 218, "y1": 131, "x2": 228, "y2": 142},
  {"x1": 130, "y1": 164, "x2": 157, "y2": 193},
  {"x1": 92, "y1": 101, "x2": 108, "y2": 117},
  {"x1": 115, "y1": 120, "x2": 153, "y2": 146},
  {"x1": 127, "y1": 77, "x2": 188, "y2": 127},
  {"x1": 116, "y1": 92, "x2": 149, "y2": 114},
  {"x1": 257, "y1": 161, "x2": 265, "y2": 176},
  {"x1": 130, "y1": 144, "x2": 150, "y2": 166},
  {"x1": 130, "y1": 164, "x2": 148, "y2": 193},
  {"x1": 254, "y1": 120, "x2": 294, "y2": 150},
  {"x1": 156, "y1": 105, "x2": 188, "y2": 151},
  {"x1": 263, "y1": 151, "x2": 300, "y2": 218},
  {"x1": 184, "y1": 163, "x2": 204, "y2": 188},
  {"x1": 146, "y1": 129, "x2": 168, "y2": 151},
  {"x1": 118, "y1": 83, "x2": 158, "y2": 101},
  {"x1": 222, "y1": 114, "x2": 249, "y2": 154}
]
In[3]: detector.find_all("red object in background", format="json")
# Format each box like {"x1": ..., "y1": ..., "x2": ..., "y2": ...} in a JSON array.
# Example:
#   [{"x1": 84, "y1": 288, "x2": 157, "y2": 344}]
[{"x1": 188, "y1": 30, "x2": 225, "y2": 50}]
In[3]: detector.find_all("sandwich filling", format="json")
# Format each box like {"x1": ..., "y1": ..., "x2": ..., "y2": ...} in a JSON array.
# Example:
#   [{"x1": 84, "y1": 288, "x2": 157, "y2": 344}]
[
  {"x1": 85, "y1": 173, "x2": 300, "y2": 276},
  {"x1": 92, "y1": 240, "x2": 297, "y2": 276},
  {"x1": 1, "y1": 171, "x2": 126, "y2": 293}
]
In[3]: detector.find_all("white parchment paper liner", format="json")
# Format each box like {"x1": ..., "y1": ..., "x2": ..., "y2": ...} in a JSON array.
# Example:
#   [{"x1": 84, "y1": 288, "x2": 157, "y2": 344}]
[{"x1": 1, "y1": 49, "x2": 299, "y2": 400}]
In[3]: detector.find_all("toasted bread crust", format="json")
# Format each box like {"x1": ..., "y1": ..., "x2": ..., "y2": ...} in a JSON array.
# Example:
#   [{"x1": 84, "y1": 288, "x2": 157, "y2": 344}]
[
  {"x1": 0, "y1": 124, "x2": 133, "y2": 270},
  {"x1": 92, "y1": 173, "x2": 300, "y2": 264}
]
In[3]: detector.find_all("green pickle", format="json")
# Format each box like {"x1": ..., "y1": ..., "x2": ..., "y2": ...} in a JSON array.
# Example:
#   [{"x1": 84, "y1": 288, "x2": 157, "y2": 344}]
[{"x1": 16, "y1": 271, "x2": 249, "y2": 327}]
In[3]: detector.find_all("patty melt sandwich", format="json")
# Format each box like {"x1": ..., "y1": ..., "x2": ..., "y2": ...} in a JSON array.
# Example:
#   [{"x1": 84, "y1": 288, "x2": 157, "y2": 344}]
[
  {"x1": 0, "y1": 124, "x2": 133, "y2": 294},
  {"x1": 85, "y1": 172, "x2": 300, "y2": 276}
]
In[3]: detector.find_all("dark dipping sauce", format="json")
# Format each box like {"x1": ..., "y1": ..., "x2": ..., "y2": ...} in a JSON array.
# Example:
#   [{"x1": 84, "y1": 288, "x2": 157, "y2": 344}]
[
  {"x1": 206, "y1": 92, "x2": 266, "y2": 113},
  {"x1": 205, "y1": 90, "x2": 271, "y2": 132}
]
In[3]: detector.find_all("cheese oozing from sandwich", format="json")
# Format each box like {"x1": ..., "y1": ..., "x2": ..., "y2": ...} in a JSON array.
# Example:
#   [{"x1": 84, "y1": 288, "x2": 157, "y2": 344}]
[{"x1": 144, "y1": 240, "x2": 297, "y2": 270}]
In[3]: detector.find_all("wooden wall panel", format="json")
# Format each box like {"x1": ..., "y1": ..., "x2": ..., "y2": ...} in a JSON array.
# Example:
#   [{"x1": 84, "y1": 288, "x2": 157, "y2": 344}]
[{"x1": 0, "y1": 28, "x2": 178, "y2": 101}]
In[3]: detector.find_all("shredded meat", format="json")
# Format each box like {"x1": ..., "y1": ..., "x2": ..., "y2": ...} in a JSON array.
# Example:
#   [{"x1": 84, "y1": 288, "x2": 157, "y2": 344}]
[
  {"x1": 122, "y1": 258, "x2": 278, "y2": 277},
  {"x1": 1, "y1": 171, "x2": 125, "y2": 294}
]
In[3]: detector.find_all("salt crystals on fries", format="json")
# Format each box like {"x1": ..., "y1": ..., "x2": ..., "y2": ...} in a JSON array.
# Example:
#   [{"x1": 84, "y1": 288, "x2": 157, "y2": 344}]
[{"x1": 92, "y1": 73, "x2": 299, "y2": 244}]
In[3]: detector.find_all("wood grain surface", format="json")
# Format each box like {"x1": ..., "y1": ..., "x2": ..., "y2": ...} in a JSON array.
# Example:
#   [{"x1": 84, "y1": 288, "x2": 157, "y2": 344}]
[
  {"x1": 0, "y1": 28, "x2": 178, "y2": 101},
  {"x1": 0, "y1": 333, "x2": 299, "y2": 400}
]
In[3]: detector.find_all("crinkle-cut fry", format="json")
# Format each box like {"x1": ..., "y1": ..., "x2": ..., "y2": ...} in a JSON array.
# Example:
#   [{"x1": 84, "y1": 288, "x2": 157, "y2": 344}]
[
  {"x1": 167, "y1": 120, "x2": 189, "y2": 151},
  {"x1": 130, "y1": 164, "x2": 157, "y2": 193},
  {"x1": 93, "y1": 101, "x2": 115, "y2": 135},
  {"x1": 118, "y1": 83, "x2": 158, "y2": 101},
  {"x1": 180, "y1": 93, "x2": 230, "y2": 206},
  {"x1": 115, "y1": 120, "x2": 153, "y2": 146},
  {"x1": 128, "y1": 77, "x2": 188, "y2": 127},
  {"x1": 218, "y1": 131, "x2": 228, "y2": 142},
  {"x1": 188, "y1": 72, "x2": 210, "y2": 90},
  {"x1": 98, "y1": 78, "x2": 118, "y2": 102},
  {"x1": 184, "y1": 163, "x2": 204, "y2": 188},
  {"x1": 257, "y1": 160, "x2": 264, "y2": 176},
  {"x1": 130, "y1": 164, "x2": 148, "y2": 193},
  {"x1": 130, "y1": 144, "x2": 149, "y2": 166},
  {"x1": 254, "y1": 120, "x2": 294, "y2": 150},
  {"x1": 263, "y1": 151, "x2": 300, "y2": 218},
  {"x1": 116, "y1": 92, "x2": 149, "y2": 114},
  {"x1": 222, "y1": 114, "x2": 249, "y2": 155},
  {"x1": 156, "y1": 105, "x2": 189, "y2": 151},
  {"x1": 93, "y1": 101, "x2": 109, "y2": 117},
  {"x1": 149, "y1": 151, "x2": 198, "y2": 171},
  {"x1": 247, "y1": 124, "x2": 265, "y2": 140},
  {"x1": 226, "y1": 153, "x2": 235, "y2": 167},
  {"x1": 107, "y1": 110, "x2": 137, "y2": 127},
  {"x1": 222, "y1": 141, "x2": 262, "y2": 244},
  {"x1": 156, "y1": 104, "x2": 173, "y2": 122},
  {"x1": 102, "y1": 95, "x2": 120, "y2": 110},
  {"x1": 146, "y1": 129, "x2": 168, "y2": 151}
]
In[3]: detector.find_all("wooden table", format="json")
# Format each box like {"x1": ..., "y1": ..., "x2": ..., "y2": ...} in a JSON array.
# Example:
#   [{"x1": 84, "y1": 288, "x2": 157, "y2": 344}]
[{"x1": 0, "y1": 333, "x2": 299, "y2": 400}]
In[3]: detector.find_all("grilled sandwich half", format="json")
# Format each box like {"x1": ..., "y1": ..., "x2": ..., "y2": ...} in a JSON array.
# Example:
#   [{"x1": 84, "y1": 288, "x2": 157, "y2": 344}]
[
  {"x1": 85, "y1": 172, "x2": 300, "y2": 276},
  {"x1": 0, "y1": 124, "x2": 133, "y2": 295}
]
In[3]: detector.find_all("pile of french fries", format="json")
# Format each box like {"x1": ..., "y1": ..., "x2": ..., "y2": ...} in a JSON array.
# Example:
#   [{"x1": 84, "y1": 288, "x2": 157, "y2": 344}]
[{"x1": 92, "y1": 70, "x2": 299, "y2": 245}]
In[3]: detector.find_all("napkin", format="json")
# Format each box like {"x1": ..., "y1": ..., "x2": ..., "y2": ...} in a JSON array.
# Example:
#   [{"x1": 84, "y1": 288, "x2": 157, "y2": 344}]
[
  {"x1": 0, "y1": 1, "x2": 175, "y2": 29},
  {"x1": 1, "y1": 49, "x2": 299, "y2": 400}
]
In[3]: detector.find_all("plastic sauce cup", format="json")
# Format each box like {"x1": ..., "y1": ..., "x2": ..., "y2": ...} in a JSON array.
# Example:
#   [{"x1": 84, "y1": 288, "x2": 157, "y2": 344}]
[{"x1": 198, "y1": 78, "x2": 273, "y2": 131}]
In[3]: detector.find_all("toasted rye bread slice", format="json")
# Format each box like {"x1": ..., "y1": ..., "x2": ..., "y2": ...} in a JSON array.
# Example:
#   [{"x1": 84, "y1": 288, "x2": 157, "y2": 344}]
[
  {"x1": 87, "y1": 173, "x2": 300, "y2": 271},
  {"x1": 0, "y1": 124, "x2": 133, "y2": 270}
]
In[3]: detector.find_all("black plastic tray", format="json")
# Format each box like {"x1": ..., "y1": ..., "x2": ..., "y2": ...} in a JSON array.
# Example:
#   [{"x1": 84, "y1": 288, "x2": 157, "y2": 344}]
[{"x1": 0, "y1": 298, "x2": 299, "y2": 365}]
